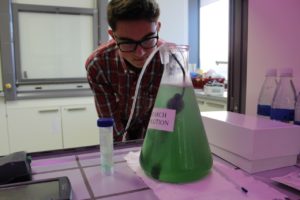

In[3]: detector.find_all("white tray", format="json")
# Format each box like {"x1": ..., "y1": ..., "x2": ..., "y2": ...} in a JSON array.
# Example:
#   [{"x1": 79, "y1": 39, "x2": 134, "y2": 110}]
[{"x1": 272, "y1": 172, "x2": 300, "y2": 191}]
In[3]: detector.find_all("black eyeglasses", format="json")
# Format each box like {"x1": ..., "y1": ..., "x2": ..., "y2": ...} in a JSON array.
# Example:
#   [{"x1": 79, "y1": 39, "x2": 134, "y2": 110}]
[{"x1": 114, "y1": 34, "x2": 159, "y2": 52}]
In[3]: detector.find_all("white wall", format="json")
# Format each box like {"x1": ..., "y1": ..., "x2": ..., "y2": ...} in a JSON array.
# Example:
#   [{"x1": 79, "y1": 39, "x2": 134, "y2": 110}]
[
  {"x1": 157, "y1": 0, "x2": 189, "y2": 45},
  {"x1": 246, "y1": 0, "x2": 300, "y2": 115}
]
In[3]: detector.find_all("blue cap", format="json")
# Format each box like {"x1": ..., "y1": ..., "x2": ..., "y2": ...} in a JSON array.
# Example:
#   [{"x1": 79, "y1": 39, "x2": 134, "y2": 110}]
[
  {"x1": 97, "y1": 118, "x2": 114, "y2": 127},
  {"x1": 190, "y1": 72, "x2": 199, "y2": 78}
]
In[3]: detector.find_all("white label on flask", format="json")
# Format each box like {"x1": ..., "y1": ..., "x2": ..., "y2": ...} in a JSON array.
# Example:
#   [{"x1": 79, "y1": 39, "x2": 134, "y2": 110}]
[{"x1": 148, "y1": 108, "x2": 176, "y2": 132}]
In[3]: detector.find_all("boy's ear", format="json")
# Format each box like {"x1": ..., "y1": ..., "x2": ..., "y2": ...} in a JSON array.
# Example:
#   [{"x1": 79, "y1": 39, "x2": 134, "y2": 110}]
[{"x1": 157, "y1": 21, "x2": 161, "y2": 32}]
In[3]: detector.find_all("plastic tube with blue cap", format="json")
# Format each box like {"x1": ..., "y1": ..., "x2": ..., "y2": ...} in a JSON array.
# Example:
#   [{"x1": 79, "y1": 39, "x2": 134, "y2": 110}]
[{"x1": 97, "y1": 118, "x2": 114, "y2": 175}]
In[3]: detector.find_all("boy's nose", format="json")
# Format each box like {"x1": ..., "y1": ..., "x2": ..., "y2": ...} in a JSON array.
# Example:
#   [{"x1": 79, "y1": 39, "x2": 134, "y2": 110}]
[{"x1": 134, "y1": 44, "x2": 146, "y2": 56}]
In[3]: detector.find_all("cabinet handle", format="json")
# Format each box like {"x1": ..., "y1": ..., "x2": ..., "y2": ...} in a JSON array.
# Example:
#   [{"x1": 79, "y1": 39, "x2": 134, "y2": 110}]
[
  {"x1": 66, "y1": 107, "x2": 87, "y2": 112},
  {"x1": 206, "y1": 102, "x2": 225, "y2": 109},
  {"x1": 38, "y1": 109, "x2": 59, "y2": 113}
]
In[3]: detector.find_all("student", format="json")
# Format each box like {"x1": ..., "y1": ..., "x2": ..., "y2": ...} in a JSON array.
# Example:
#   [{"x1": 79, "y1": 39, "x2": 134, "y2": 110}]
[{"x1": 85, "y1": 0, "x2": 165, "y2": 142}]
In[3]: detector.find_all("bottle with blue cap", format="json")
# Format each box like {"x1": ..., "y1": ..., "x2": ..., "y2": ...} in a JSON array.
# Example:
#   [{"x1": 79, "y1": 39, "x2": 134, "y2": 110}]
[
  {"x1": 257, "y1": 68, "x2": 277, "y2": 117},
  {"x1": 97, "y1": 118, "x2": 114, "y2": 175},
  {"x1": 270, "y1": 68, "x2": 296, "y2": 122}
]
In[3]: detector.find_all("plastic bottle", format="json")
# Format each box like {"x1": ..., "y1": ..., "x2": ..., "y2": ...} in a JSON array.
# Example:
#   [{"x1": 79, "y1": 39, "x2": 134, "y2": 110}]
[
  {"x1": 97, "y1": 118, "x2": 114, "y2": 175},
  {"x1": 270, "y1": 68, "x2": 296, "y2": 122},
  {"x1": 257, "y1": 68, "x2": 277, "y2": 117},
  {"x1": 294, "y1": 92, "x2": 300, "y2": 125}
]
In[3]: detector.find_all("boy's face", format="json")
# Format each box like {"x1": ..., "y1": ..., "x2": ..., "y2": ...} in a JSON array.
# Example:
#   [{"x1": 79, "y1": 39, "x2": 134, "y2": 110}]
[{"x1": 109, "y1": 20, "x2": 161, "y2": 68}]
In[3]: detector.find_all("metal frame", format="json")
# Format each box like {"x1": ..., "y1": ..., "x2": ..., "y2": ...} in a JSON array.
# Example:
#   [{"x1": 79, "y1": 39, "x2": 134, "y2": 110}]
[
  {"x1": 0, "y1": 0, "x2": 16, "y2": 100},
  {"x1": 227, "y1": 0, "x2": 248, "y2": 113}
]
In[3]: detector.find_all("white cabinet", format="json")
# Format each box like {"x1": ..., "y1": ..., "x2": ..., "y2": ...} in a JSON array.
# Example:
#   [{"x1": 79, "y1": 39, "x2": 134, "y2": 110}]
[
  {"x1": 6, "y1": 97, "x2": 98, "y2": 153},
  {"x1": 0, "y1": 98, "x2": 9, "y2": 156},
  {"x1": 61, "y1": 104, "x2": 98, "y2": 148},
  {"x1": 7, "y1": 106, "x2": 63, "y2": 153}
]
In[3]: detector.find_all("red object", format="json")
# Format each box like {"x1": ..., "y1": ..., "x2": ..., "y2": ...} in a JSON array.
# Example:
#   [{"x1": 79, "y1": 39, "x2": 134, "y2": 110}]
[{"x1": 192, "y1": 76, "x2": 225, "y2": 89}]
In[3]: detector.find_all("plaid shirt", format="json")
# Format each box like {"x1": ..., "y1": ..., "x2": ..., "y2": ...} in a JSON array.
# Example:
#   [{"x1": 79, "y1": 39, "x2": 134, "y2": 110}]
[{"x1": 86, "y1": 40, "x2": 163, "y2": 141}]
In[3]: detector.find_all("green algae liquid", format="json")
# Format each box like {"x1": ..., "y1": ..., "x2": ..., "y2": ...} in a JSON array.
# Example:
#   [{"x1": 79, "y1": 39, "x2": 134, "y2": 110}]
[{"x1": 140, "y1": 84, "x2": 213, "y2": 183}]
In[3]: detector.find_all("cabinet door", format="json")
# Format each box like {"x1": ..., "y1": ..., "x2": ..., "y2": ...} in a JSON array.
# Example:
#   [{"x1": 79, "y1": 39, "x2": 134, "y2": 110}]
[
  {"x1": 7, "y1": 106, "x2": 63, "y2": 153},
  {"x1": 61, "y1": 104, "x2": 98, "y2": 148},
  {"x1": 0, "y1": 98, "x2": 9, "y2": 156}
]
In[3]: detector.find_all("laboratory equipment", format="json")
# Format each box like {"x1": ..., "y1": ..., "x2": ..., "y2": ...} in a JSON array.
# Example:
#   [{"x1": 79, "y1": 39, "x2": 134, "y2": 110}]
[
  {"x1": 140, "y1": 44, "x2": 212, "y2": 183},
  {"x1": 257, "y1": 68, "x2": 277, "y2": 117},
  {"x1": 202, "y1": 111, "x2": 300, "y2": 173},
  {"x1": 270, "y1": 68, "x2": 296, "y2": 122},
  {"x1": 0, "y1": 151, "x2": 32, "y2": 185},
  {"x1": 98, "y1": 118, "x2": 114, "y2": 175},
  {"x1": 0, "y1": 176, "x2": 71, "y2": 200}
]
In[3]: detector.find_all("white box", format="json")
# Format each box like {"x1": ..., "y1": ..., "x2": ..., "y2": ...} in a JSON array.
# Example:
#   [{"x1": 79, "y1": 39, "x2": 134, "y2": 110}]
[{"x1": 201, "y1": 111, "x2": 300, "y2": 173}]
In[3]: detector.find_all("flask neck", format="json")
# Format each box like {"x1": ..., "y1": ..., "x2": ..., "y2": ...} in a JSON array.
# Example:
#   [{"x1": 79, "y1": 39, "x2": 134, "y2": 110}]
[{"x1": 160, "y1": 45, "x2": 191, "y2": 87}]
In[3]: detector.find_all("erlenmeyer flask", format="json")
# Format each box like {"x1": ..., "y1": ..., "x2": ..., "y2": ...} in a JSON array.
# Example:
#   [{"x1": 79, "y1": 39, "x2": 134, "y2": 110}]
[{"x1": 140, "y1": 44, "x2": 212, "y2": 183}]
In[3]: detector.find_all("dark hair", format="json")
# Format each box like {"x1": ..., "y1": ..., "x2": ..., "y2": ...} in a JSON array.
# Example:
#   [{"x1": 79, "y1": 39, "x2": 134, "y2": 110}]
[{"x1": 107, "y1": 0, "x2": 160, "y2": 31}]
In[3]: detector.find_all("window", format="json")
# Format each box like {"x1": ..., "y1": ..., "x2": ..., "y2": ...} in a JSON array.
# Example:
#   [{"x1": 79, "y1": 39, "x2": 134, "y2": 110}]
[
  {"x1": 188, "y1": 0, "x2": 248, "y2": 113},
  {"x1": 16, "y1": 11, "x2": 93, "y2": 81},
  {"x1": 0, "y1": 0, "x2": 109, "y2": 100},
  {"x1": 12, "y1": 4, "x2": 97, "y2": 97},
  {"x1": 199, "y1": 0, "x2": 229, "y2": 80}
]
